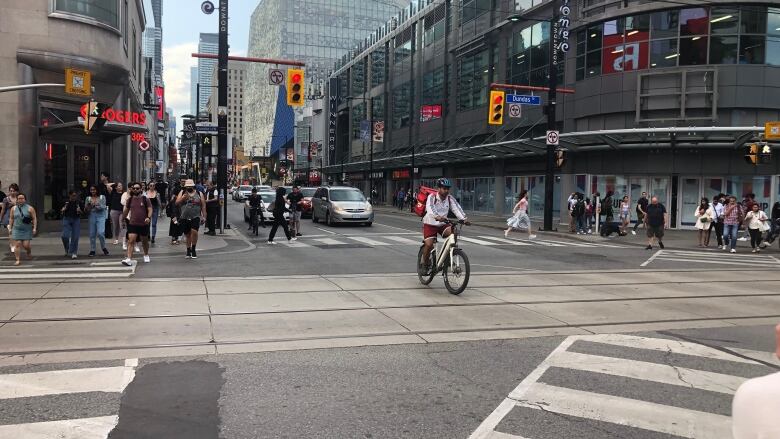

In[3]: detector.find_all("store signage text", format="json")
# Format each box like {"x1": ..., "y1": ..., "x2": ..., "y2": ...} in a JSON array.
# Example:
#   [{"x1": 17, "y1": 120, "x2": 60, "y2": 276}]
[
  {"x1": 553, "y1": 0, "x2": 571, "y2": 67},
  {"x1": 130, "y1": 132, "x2": 146, "y2": 142},
  {"x1": 392, "y1": 169, "x2": 411, "y2": 180},
  {"x1": 80, "y1": 104, "x2": 146, "y2": 126}
]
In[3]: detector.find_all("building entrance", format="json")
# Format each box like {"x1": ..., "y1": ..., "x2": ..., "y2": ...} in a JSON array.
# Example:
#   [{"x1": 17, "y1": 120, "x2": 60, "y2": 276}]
[{"x1": 43, "y1": 143, "x2": 98, "y2": 218}]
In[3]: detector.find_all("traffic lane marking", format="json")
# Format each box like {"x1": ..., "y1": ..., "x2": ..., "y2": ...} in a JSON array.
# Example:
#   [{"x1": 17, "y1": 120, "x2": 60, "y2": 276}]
[
  {"x1": 0, "y1": 364, "x2": 137, "y2": 399},
  {"x1": 0, "y1": 415, "x2": 119, "y2": 439}
]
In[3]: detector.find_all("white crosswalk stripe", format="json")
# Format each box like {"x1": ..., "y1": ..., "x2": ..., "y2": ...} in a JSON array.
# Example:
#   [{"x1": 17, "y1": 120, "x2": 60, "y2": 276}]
[
  {"x1": 0, "y1": 359, "x2": 138, "y2": 439},
  {"x1": 643, "y1": 249, "x2": 780, "y2": 268},
  {"x1": 278, "y1": 234, "x2": 631, "y2": 249},
  {"x1": 470, "y1": 333, "x2": 774, "y2": 439},
  {"x1": 346, "y1": 236, "x2": 391, "y2": 246},
  {"x1": 0, "y1": 262, "x2": 135, "y2": 279}
]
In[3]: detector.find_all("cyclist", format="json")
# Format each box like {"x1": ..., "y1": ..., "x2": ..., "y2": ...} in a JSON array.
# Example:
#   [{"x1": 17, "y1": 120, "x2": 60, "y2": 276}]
[
  {"x1": 245, "y1": 188, "x2": 265, "y2": 235},
  {"x1": 421, "y1": 178, "x2": 468, "y2": 272}
]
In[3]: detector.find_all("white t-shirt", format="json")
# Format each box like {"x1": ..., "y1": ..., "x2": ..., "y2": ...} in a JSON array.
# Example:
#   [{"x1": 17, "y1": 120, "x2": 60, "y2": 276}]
[
  {"x1": 732, "y1": 372, "x2": 780, "y2": 438},
  {"x1": 745, "y1": 211, "x2": 767, "y2": 230}
]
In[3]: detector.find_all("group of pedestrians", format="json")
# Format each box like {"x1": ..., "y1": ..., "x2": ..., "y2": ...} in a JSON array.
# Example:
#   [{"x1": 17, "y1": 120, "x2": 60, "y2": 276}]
[
  {"x1": 393, "y1": 188, "x2": 414, "y2": 211},
  {"x1": 244, "y1": 185, "x2": 304, "y2": 245},
  {"x1": 695, "y1": 193, "x2": 779, "y2": 253}
]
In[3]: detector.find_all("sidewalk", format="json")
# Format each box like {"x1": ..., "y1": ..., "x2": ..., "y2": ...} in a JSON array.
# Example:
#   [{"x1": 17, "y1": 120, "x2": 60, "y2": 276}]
[{"x1": 374, "y1": 205, "x2": 741, "y2": 250}]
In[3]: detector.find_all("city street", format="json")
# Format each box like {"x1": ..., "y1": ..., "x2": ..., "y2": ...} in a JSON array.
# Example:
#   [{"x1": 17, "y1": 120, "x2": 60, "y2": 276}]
[{"x1": 0, "y1": 205, "x2": 778, "y2": 438}]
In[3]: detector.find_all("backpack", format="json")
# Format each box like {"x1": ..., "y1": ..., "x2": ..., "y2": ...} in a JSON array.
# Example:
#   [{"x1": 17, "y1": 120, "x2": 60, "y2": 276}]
[
  {"x1": 573, "y1": 200, "x2": 585, "y2": 216},
  {"x1": 414, "y1": 186, "x2": 436, "y2": 217}
]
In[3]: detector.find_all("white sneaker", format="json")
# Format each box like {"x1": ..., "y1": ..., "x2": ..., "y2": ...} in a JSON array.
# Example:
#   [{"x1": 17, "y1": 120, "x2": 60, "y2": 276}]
[
  {"x1": 528, "y1": 234, "x2": 537, "y2": 240},
  {"x1": 113, "y1": 240, "x2": 119, "y2": 245},
  {"x1": 730, "y1": 249, "x2": 737, "y2": 253},
  {"x1": 10, "y1": 246, "x2": 14, "y2": 253},
  {"x1": 267, "y1": 241, "x2": 277, "y2": 245},
  {"x1": 122, "y1": 242, "x2": 127, "y2": 250},
  {"x1": 143, "y1": 255, "x2": 151, "y2": 263},
  {"x1": 631, "y1": 230, "x2": 636, "y2": 235},
  {"x1": 738, "y1": 236, "x2": 748, "y2": 241},
  {"x1": 722, "y1": 245, "x2": 727, "y2": 250},
  {"x1": 290, "y1": 237, "x2": 298, "y2": 242},
  {"x1": 71, "y1": 254, "x2": 78, "y2": 259},
  {"x1": 121, "y1": 258, "x2": 133, "y2": 266},
  {"x1": 134, "y1": 244, "x2": 140, "y2": 252}
]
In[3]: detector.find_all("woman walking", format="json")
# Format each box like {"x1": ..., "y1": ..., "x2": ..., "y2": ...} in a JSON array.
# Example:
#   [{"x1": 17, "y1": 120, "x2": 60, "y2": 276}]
[
  {"x1": 8, "y1": 193, "x2": 37, "y2": 266},
  {"x1": 109, "y1": 182, "x2": 126, "y2": 246},
  {"x1": 176, "y1": 179, "x2": 205, "y2": 258},
  {"x1": 167, "y1": 187, "x2": 182, "y2": 245},
  {"x1": 145, "y1": 181, "x2": 161, "y2": 244},
  {"x1": 744, "y1": 203, "x2": 769, "y2": 253},
  {"x1": 619, "y1": 195, "x2": 631, "y2": 234},
  {"x1": 267, "y1": 187, "x2": 295, "y2": 245},
  {"x1": 60, "y1": 190, "x2": 83, "y2": 259},
  {"x1": 505, "y1": 190, "x2": 537, "y2": 239},
  {"x1": 1, "y1": 183, "x2": 19, "y2": 254},
  {"x1": 694, "y1": 197, "x2": 714, "y2": 247},
  {"x1": 85, "y1": 185, "x2": 109, "y2": 257}
]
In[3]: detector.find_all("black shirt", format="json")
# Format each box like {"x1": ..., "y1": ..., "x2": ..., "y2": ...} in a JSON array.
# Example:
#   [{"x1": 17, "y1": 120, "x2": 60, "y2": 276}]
[
  {"x1": 109, "y1": 191, "x2": 124, "y2": 211},
  {"x1": 636, "y1": 197, "x2": 649, "y2": 214},
  {"x1": 646, "y1": 203, "x2": 667, "y2": 227},
  {"x1": 62, "y1": 199, "x2": 84, "y2": 218},
  {"x1": 287, "y1": 191, "x2": 304, "y2": 212},
  {"x1": 247, "y1": 194, "x2": 263, "y2": 209}
]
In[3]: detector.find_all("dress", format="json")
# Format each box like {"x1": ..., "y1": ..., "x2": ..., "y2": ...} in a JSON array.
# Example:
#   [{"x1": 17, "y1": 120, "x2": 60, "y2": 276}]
[
  {"x1": 11, "y1": 204, "x2": 33, "y2": 241},
  {"x1": 507, "y1": 199, "x2": 531, "y2": 230}
]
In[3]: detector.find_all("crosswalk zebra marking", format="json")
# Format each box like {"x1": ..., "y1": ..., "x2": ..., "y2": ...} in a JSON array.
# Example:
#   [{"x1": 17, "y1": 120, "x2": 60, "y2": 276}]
[
  {"x1": 0, "y1": 415, "x2": 120, "y2": 439},
  {"x1": 643, "y1": 249, "x2": 780, "y2": 268},
  {"x1": 477, "y1": 236, "x2": 533, "y2": 246},
  {"x1": 0, "y1": 263, "x2": 135, "y2": 280},
  {"x1": 313, "y1": 238, "x2": 346, "y2": 245},
  {"x1": 471, "y1": 333, "x2": 769, "y2": 439},
  {"x1": 347, "y1": 236, "x2": 391, "y2": 246},
  {"x1": 459, "y1": 237, "x2": 500, "y2": 246},
  {"x1": 382, "y1": 235, "x2": 422, "y2": 245}
]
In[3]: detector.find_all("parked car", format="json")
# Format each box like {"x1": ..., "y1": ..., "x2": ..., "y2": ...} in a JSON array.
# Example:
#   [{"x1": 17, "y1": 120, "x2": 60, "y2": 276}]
[
  {"x1": 234, "y1": 185, "x2": 253, "y2": 202},
  {"x1": 255, "y1": 185, "x2": 272, "y2": 192},
  {"x1": 243, "y1": 192, "x2": 290, "y2": 222},
  {"x1": 311, "y1": 186, "x2": 373, "y2": 226}
]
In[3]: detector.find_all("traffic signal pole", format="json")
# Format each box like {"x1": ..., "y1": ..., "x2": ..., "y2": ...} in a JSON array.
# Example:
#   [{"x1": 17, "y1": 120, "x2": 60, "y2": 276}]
[
  {"x1": 217, "y1": 0, "x2": 229, "y2": 233},
  {"x1": 543, "y1": 0, "x2": 560, "y2": 232}
]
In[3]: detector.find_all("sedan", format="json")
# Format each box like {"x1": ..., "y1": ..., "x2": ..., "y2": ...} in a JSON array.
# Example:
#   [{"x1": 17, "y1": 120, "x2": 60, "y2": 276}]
[
  {"x1": 243, "y1": 192, "x2": 290, "y2": 223},
  {"x1": 234, "y1": 185, "x2": 253, "y2": 202}
]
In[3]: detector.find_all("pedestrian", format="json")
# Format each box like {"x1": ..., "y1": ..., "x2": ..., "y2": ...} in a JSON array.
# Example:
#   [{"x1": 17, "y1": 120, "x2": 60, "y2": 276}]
[
  {"x1": 759, "y1": 202, "x2": 780, "y2": 249},
  {"x1": 633, "y1": 191, "x2": 648, "y2": 235},
  {"x1": 98, "y1": 172, "x2": 114, "y2": 240},
  {"x1": 739, "y1": 193, "x2": 756, "y2": 241},
  {"x1": 109, "y1": 183, "x2": 126, "y2": 246},
  {"x1": 121, "y1": 182, "x2": 152, "y2": 265},
  {"x1": 267, "y1": 187, "x2": 295, "y2": 245},
  {"x1": 60, "y1": 190, "x2": 83, "y2": 259},
  {"x1": 397, "y1": 188, "x2": 406, "y2": 211},
  {"x1": 505, "y1": 190, "x2": 536, "y2": 239},
  {"x1": 175, "y1": 179, "x2": 205, "y2": 259},
  {"x1": 156, "y1": 178, "x2": 168, "y2": 217},
  {"x1": 601, "y1": 191, "x2": 615, "y2": 225},
  {"x1": 585, "y1": 198, "x2": 594, "y2": 233},
  {"x1": 286, "y1": 185, "x2": 304, "y2": 237},
  {"x1": 573, "y1": 194, "x2": 587, "y2": 234},
  {"x1": 166, "y1": 186, "x2": 182, "y2": 245},
  {"x1": 204, "y1": 181, "x2": 219, "y2": 236},
  {"x1": 619, "y1": 195, "x2": 631, "y2": 235},
  {"x1": 694, "y1": 197, "x2": 713, "y2": 248},
  {"x1": 0, "y1": 183, "x2": 19, "y2": 254},
  {"x1": 8, "y1": 193, "x2": 37, "y2": 266},
  {"x1": 118, "y1": 187, "x2": 139, "y2": 254},
  {"x1": 709, "y1": 194, "x2": 725, "y2": 248},
  {"x1": 144, "y1": 181, "x2": 161, "y2": 243},
  {"x1": 744, "y1": 203, "x2": 769, "y2": 253},
  {"x1": 405, "y1": 190, "x2": 414, "y2": 213},
  {"x1": 723, "y1": 196, "x2": 743, "y2": 253},
  {"x1": 85, "y1": 185, "x2": 109, "y2": 257},
  {"x1": 567, "y1": 192, "x2": 577, "y2": 233},
  {"x1": 644, "y1": 196, "x2": 667, "y2": 250},
  {"x1": 246, "y1": 188, "x2": 266, "y2": 235}
]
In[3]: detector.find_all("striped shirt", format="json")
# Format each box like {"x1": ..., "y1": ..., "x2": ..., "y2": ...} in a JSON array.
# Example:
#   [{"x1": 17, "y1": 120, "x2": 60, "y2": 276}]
[{"x1": 723, "y1": 204, "x2": 743, "y2": 225}]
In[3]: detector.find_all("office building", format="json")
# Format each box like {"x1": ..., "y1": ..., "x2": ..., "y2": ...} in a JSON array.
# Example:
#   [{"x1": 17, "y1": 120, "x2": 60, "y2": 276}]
[
  {"x1": 190, "y1": 66, "x2": 199, "y2": 115},
  {"x1": 207, "y1": 61, "x2": 248, "y2": 155},
  {"x1": 197, "y1": 33, "x2": 218, "y2": 114}
]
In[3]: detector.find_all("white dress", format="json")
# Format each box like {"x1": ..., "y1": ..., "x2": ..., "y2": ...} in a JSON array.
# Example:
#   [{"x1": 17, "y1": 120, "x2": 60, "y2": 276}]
[{"x1": 507, "y1": 200, "x2": 531, "y2": 230}]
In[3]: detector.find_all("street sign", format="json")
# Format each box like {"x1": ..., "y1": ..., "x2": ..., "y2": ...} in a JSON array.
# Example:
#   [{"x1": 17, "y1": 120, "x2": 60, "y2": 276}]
[
  {"x1": 766, "y1": 122, "x2": 780, "y2": 140},
  {"x1": 268, "y1": 68, "x2": 284, "y2": 85},
  {"x1": 506, "y1": 94, "x2": 541, "y2": 105},
  {"x1": 65, "y1": 68, "x2": 91, "y2": 96},
  {"x1": 508, "y1": 103, "x2": 522, "y2": 118},
  {"x1": 201, "y1": 0, "x2": 214, "y2": 14},
  {"x1": 142, "y1": 104, "x2": 160, "y2": 111},
  {"x1": 546, "y1": 130, "x2": 560, "y2": 146},
  {"x1": 196, "y1": 122, "x2": 218, "y2": 134},
  {"x1": 138, "y1": 140, "x2": 150, "y2": 151}
]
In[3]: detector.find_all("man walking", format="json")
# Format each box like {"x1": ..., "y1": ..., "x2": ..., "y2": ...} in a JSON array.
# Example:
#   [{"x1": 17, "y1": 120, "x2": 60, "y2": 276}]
[
  {"x1": 723, "y1": 196, "x2": 743, "y2": 253},
  {"x1": 644, "y1": 196, "x2": 667, "y2": 250},
  {"x1": 204, "y1": 181, "x2": 219, "y2": 236},
  {"x1": 176, "y1": 179, "x2": 206, "y2": 259},
  {"x1": 121, "y1": 182, "x2": 153, "y2": 265},
  {"x1": 633, "y1": 191, "x2": 648, "y2": 235},
  {"x1": 287, "y1": 185, "x2": 304, "y2": 237},
  {"x1": 60, "y1": 190, "x2": 83, "y2": 259},
  {"x1": 567, "y1": 192, "x2": 578, "y2": 233}
]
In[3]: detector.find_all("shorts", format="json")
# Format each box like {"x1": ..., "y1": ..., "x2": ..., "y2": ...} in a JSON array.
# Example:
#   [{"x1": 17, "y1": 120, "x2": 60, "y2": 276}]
[
  {"x1": 126, "y1": 224, "x2": 150, "y2": 237},
  {"x1": 646, "y1": 225, "x2": 664, "y2": 239},
  {"x1": 423, "y1": 224, "x2": 451, "y2": 240},
  {"x1": 292, "y1": 211, "x2": 302, "y2": 221},
  {"x1": 179, "y1": 217, "x2": 201, "y2": 233}
]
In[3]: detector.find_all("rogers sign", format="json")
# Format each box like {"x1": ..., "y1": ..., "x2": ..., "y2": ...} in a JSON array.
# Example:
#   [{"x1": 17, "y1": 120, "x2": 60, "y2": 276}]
[{"x1": 80, "y1": 104, "x2": 147, "y2": 126}]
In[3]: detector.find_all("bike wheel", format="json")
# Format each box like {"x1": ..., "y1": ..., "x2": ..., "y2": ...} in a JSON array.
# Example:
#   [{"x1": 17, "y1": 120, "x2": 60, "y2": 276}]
[
  {"x1": 417, "y1": 246, "x2": 435, "y2": 285},
  {"x1": 443, "y1": 249, "x2": 470, "y2": 295}
]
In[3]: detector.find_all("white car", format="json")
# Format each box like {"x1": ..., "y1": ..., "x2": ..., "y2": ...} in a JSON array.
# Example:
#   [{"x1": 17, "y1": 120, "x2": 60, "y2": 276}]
[
  {"x1": 234, "y1": 185, "x2": 253, "y2": 202},
  {"x1": 243, "y1": 192, "x2": 290, "y2": 222}
]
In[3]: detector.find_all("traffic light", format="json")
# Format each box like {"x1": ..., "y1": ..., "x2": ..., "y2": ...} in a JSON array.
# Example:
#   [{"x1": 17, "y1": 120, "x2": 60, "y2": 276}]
[
  {"x1": 554, "y1": 148, "x2": 567, "y2": 169},
  {"x1": 759, "y1": 143, "x2": 772, "y2": 164},
  {"x1": 286, "y1": 68, "x2": 305, "y2": 107},
  {"x1": 83, "y1": 100, "x2": 110, "y2": 134},
  {"x1": 744, "y1": 143, "x2": 759, "y2": 165},
  {"x1": 488, "y1": 90, "x2": 505, "y2": 125}
]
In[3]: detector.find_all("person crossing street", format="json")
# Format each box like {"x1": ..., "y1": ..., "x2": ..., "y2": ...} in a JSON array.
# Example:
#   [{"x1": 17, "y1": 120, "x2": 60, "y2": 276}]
[
  {"x1": 121, "y1": 182, "x2": 152, "y2": 266},
  {"x1": 287, "y1": 185, "x2": 304, "y2": 237},
  {"x1": 176, "y1": 179, "x2": 206, "y2": 259}
]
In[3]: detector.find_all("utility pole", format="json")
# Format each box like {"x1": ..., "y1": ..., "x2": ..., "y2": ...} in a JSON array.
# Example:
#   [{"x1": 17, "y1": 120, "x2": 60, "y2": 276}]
[
  {"x1": 195, "y1": 83, "x2": 201, "y2": 182},
  {"x1": 543, "y1": 0, "x2": 560, "y2": 232},
  {"x1": 369, "y1": 96, "x2": 374, "y2": 199},
  {"x1": 217, "y1": 0, "x2": 229, "y2": 232}
]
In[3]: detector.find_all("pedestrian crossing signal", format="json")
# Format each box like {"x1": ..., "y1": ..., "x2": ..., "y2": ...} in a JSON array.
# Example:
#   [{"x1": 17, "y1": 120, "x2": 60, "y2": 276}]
[
  {"x1": 744, "y1": 143, "x2": 771, "y2": 165},
  {"x1": 286, "y1": 69, "x2": 304, "y2": 107},
  {"x1": 83, "y1": 100, "x2": 110, "y2": 134},
  {"x1": 488, "y1": 90, "x2": 505, "y2": 125}
]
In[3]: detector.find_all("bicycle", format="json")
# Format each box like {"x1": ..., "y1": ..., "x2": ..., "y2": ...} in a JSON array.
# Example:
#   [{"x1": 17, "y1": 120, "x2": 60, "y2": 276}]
[
  {"x1": 249, "y1": 207, "x2": 264, "y2": 236},
  {"x1": 417, "y1": 220, "x2": 471, "y2": 295}
]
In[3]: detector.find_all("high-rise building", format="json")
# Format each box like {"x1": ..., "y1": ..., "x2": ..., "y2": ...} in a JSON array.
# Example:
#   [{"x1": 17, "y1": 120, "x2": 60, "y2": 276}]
[
  {"x1": 207, "y1": 61, "x2": 248, "y2": 156},
  {"x1": 190, "y1": 66, "x2": 198, "y2": 115},
  {"x1": 244, "y1": 0, "x2": 409, "y2": 157},
  {"x1": 143, "y1": 0, "x2": 163, "y2": 86},
  {"x1": 197, "y1": 33, "x2": 219, "y2": 114}
]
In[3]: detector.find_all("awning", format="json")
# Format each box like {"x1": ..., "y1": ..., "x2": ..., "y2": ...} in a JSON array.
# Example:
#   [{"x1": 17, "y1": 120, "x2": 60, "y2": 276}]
[
  {"x1": 40, "y1": 120, "x2": 149, "y2": 139},
  {"x1": 324, "y1": 126, "x2": 769, "y2": 173}
]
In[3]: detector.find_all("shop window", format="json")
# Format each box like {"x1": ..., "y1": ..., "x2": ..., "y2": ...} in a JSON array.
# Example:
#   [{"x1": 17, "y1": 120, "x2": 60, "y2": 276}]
[
  {"x1": 740, "y1": 6, "x2": 767, "y2": 34},
  {"x1": 739, "y1": 35, "x2": 765, "y2": 64},
  {"x1": 767, "y1": 37, "x2": 780, "y2": 66},
  {"x1": 679, "y1": 36, "x2": 708, "y2": 65},
  {"x1": 768, "y1": 8, "x2": 780, "y2": 37},
  {"x1": 586, "y1": 50, "x2": 601, "y2": 76},
  {"x1": 651, "y1": 10, "x2": 679, "y2": 39},
  {"x1": 710, "y1": 35, "x2": 738, "y2": 64},
  {"x1": 680, "y1": 8, "x2": 708, "y2": 36},
  {"x1": 53, "y1": 0, "x2": 119, "y2": 30},
  {"x1": 710, "y1": 7, "x2": 739, "y2": 34},
  {"x1": 650, "y1": 39, "x2": 677, "y2": 68}
]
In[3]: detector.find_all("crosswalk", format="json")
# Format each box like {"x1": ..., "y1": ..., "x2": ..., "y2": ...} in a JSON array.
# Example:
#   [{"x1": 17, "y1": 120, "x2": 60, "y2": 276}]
[
  {"x1": 0, "y1": 358, "x2": 138, "y2": 438},
  {"x1": 273, "y1": 234, "x2": 629, "y2": 249},
  {"x1": 469, "y1": 333, "x2": 776, "y2": 439},
  {"x1": 0, "y1": 261, "x2": 136, "y2": 280},
  {"x1": 642, "y1": 249, "x2": 780, "y2": 268}
]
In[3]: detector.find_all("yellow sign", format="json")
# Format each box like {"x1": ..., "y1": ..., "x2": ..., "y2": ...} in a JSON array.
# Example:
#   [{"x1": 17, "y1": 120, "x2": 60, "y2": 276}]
[
  {"x1": 65, "y1": 68, "x2": 91, "y2": 96},
  {"x1": 765, "y1": 122, "x2": 780, "y2": 140}
]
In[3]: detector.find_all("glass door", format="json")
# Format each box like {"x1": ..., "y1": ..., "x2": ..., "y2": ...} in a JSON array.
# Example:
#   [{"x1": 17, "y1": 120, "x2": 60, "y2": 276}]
[
  {"x1": 73, "y1": 145, "x2": 97, "y2": 197},
  {"x1": 679, "y1": 177, "x2": 701, "y2": 227},
  {"x1": 630, "y1": 178, "x2": 649, "y2": 224}
]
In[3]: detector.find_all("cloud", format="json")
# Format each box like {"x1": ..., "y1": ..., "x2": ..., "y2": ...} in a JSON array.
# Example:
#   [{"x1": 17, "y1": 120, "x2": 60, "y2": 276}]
[{"x1": 162, "y1": 42, "x2": 198, "y2": 130}]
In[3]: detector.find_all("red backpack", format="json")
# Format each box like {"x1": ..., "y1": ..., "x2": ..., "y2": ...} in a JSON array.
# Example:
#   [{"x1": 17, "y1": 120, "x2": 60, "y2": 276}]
[{"x1": 414, "y1": 186, "x2": 436, "y2": 217}]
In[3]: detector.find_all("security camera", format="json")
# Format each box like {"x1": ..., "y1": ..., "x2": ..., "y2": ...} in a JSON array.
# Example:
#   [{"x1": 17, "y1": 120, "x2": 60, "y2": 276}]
[{"x1": 201, "y1": 1, "x2": 215, "y2": 14}]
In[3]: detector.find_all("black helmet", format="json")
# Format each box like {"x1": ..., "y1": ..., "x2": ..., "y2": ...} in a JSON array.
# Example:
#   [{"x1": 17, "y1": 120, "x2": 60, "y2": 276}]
[{"x1": 436, "y1": 178, "x2": 452, "y2": 188}]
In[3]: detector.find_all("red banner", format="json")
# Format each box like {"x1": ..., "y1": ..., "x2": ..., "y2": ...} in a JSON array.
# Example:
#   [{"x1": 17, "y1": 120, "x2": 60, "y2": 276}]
[
  {"x1": 602, "y1": 31, "x2": 649, "y2": 74},
  {"x1": 420, "y1": 105, "x2": 442, "y2": 122},
  {"x1": 155, "y1": 86, "x2": 165, "y2": 119}
]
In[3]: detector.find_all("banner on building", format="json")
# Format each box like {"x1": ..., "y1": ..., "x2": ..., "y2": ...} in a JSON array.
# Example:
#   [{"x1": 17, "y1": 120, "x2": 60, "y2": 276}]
[
  {"x1": 328, "y1": 77, "x2": 340, "y2": 166},
  {"x1": 420, "y1": 105, "x2": 442, "y2": 122},
  {"x1": 373, "y1": 121, "x2": 384, "y2": 142}
]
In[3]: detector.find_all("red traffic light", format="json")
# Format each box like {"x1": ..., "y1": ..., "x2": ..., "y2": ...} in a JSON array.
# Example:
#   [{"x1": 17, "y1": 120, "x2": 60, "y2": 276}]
[
  {"x1": 291, "y1": 73, "x2": 302, "y2": 83},
  {"x1": 493, "y1": 95, "x2": 503, "y2": 104}
]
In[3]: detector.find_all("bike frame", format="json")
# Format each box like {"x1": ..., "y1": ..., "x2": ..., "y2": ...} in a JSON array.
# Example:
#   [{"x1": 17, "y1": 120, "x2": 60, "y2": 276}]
[{"x1": 430, "y1": 223, "x2": 460, "y2": 273}]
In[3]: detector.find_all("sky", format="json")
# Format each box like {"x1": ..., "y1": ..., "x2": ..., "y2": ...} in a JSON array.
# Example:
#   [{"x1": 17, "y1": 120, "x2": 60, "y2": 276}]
[{"x1": 151, "y1": 0, "x2": 254, "y2": 133}]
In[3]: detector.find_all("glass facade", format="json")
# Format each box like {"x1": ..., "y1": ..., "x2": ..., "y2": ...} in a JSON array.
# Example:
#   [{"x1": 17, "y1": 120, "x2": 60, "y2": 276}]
[
  {"x1": 245, "y1": 0, "x2": 408, "y2": 156},
  {"x1": 54, "y1": 0, "x2": 119, "y2": 29},
  {"x1": 575, "y1": 5, "x2": 780, "y2": 80},
  {"x1": 457, "y1": 49, "x2": 490, "y2": 111}
]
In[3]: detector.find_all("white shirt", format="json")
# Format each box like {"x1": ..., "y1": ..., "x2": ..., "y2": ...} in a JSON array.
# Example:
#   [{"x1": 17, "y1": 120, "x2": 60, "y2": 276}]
[
  {"x1": 732, "y1": 372, "x2": 780, "y2": 439},
  {"x1": 423, "y1": 193, "x2": 466, "y2": 226},
  {"x1": 712, "y1": 202, "x2": 724, "y2": 220},
  {"x1": 745, "y1": 211, "x2": 768, "y2": 230}
]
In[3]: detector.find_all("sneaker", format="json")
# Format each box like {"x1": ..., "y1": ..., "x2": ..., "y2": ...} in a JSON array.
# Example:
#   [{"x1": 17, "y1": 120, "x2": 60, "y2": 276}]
[
  {"x1": 71, "y1": 254, "x2": 78, "y2": 259},
  {"x1": 658, "y1": 241, "x2": 665, "y2": 249},
  {"x1": 121, "y1": 258, "x2": 133, "y2": 266},
  {"x1": 267, "y1": 241, "x2": 277, "y2": 245},
  {"x1": 113, "y1": 240, "x2": 119, "y2": 245},
  {"x1": 296, "y1": 233, "x2": 302, "y2": 237},
  {"x1": 134, "y1": 244, "x2": 140, "y2": 253},
  {"x1": 751, "y1": 249, "x2": 757, "y2": 253},
  {"x1": 756, "y1": 248, "x2": 761, "y2": 253},
  {"x1": 759, "y1": 241, "x2": 769, "y2": 249},
  {"x1": 143, "y1": 255, "x2": 151, "y2": 263},
  {"x1": 290, "y1": 237, "x2": 298, "y2": 242},
  {"x1": 722, "y1": 245, "x2": 727, "y2": 250},
  {"x1": 645, "y1": 245, "x2": 652, "y2": 250},
  {"x1": 88, "y1": 251, "x2": 96, "y2": 257},
  {"x1": 186, "y1": 248, "x2": 192, "y2": 258},
  {"x1": 191, "y1": 248, "x2": 197, "y2": 259},
  {"x1": 122, "y1": 242, "x2": 127, "y2": 250},
  {"x1": 102, "y1": 248, "x2": 109, "y2": 256},
  {"x1": 730, "y1": 249, "x2": 737, "y2": 253},
  {"x1": 528, "y1": 234, "x2": 537, "y2": 240},
  {"x1": 738, "y1": 236, "x2": 748, "y2": 241},
  {"x1": 631, "y1": 230, "x2": 636, "y2": 235},
  {"x1": 151, "y1": 238, "x2": 155, "y2": 244}
]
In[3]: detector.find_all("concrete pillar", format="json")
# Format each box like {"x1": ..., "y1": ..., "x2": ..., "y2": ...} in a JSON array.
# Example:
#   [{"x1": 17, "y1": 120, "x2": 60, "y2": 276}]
[{"x1": 493, "y1": 158, "x2": 505, "y2": 216}]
